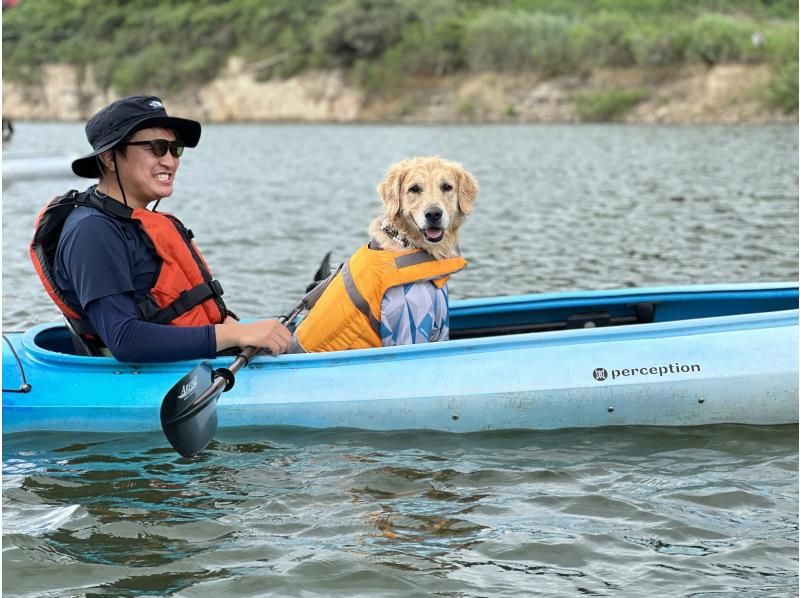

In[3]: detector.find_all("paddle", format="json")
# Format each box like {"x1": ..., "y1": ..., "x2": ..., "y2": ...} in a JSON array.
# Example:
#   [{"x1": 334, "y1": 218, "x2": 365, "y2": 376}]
[
  {"x1": 308, "y1": 250, "x2": 331, "y2": 291},
  {"x1": 160, "y1": 253, "x2": 337, "y2": 457}
]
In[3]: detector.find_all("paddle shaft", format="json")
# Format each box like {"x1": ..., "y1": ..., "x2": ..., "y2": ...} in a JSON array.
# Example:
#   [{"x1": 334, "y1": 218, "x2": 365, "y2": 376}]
[
  {"x1": 166, "y1": 314, "x2": 298, "y2": 427},
  {"x1": 161, "y1": 264, "x2": 328, "y2": 456},
  {"x1": 207, "y1": 345, "x2": 260, "y2": 395},
  {"x1": 209, "y1": 307, "x2": 303, "y2": 393}
]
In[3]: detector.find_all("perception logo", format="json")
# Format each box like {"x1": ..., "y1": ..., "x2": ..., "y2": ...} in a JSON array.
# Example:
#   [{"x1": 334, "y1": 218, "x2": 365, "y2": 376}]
[{"x1": 592, "y1": 362, "x2": 701, "y2": 382}]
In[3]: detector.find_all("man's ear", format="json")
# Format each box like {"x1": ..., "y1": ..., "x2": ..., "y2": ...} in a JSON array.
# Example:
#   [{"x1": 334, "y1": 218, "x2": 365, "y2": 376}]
[
  {"x1": 456, "y1": 167, "x2": 478, "y2": 215},
  {"x1": 377, "y1": 161, "x2": 408, "y2": 218},
  {"x1": 98, "y1": 150, "x2": 116, "y2": 173}
]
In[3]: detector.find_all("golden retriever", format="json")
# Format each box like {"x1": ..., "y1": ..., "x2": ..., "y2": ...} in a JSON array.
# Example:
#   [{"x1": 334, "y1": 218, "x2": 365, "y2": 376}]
[
  {"x1": 290, "y1": 156, "x2": 478, "y2": 352},
  {"x1": 369, "y1": 156, "x2": 478, "y2": 259}
]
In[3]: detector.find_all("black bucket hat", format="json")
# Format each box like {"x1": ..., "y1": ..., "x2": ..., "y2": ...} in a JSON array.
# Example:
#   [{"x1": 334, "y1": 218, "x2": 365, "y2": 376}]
[{"x1": 71, "y1": 95, "x2": 201, "y2": 178}]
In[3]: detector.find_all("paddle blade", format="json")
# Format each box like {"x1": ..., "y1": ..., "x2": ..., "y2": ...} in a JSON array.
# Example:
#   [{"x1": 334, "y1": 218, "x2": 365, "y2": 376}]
[
  {"x1": 306, "y1": 251, "x2": 332, "y2": 292},
  {"x1": 314, "y1": 251, "x2": 332, "y2": 282},
  {"x1": 160, "y1": 362, "x2": 220, "y2": 457}
]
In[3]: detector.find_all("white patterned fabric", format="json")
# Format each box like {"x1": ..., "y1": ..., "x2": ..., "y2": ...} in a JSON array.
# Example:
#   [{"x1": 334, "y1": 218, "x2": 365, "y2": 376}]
[{"x1": 380, "y1": 282, "x2": 449, "y2": 346}]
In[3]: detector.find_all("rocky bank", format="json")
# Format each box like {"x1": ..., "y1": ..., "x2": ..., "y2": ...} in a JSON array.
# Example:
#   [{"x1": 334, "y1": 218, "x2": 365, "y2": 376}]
[{"x1": 2, "y1": 57, "x2": 795, "y2": 124}]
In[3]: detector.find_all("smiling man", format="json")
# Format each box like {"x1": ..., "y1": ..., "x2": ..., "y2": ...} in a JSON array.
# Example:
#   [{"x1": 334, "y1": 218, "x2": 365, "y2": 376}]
[{"x1": 30, "y1": 96, "x2": 291, "y2": 362}]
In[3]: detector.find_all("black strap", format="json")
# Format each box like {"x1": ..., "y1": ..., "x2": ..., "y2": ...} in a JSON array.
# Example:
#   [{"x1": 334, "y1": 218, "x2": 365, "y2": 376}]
[
  {"x1": 68, "y1": 316, "x2": 98, "y2": 336},
  {"x1": 63, "y1": 317, "x2": 103, "y2": 356},
  {"x1": 66, "y1": 277, "x2": 226, "y2": 355},
  {"x1": 137, "y1": 279, "x2": 225, "y2": 325}
]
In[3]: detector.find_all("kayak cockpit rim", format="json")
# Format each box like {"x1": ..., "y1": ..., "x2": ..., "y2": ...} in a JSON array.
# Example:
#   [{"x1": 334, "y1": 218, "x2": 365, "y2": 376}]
[{"x1": 11, "y1": 281, "x2": 799, "y2": 368}]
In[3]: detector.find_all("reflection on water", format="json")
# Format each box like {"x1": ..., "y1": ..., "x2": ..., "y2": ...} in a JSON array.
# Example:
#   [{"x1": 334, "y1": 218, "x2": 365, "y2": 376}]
[{"x1": 3, "y1": 426, "x2": 798, "y2": 596}]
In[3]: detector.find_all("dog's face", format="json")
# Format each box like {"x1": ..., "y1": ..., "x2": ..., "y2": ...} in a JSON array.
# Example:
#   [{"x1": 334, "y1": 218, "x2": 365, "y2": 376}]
[{"x1": 377, "y1": 157, "x2": 478, "y2": 255}]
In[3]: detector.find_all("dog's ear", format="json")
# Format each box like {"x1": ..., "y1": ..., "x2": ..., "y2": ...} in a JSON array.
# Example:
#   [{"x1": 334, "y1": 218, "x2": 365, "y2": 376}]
[
  {"x1": 456, "y1": 168, "x2": 478, "y2": 215},
  {"x1": 377, "y1": 162, "x2": 406, "y2": 218}
]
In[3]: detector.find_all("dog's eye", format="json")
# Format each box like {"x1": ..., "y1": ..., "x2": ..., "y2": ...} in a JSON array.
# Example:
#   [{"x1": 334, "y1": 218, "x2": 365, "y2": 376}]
[
  {"x1": 441, "y1": 182, "x2": 453, "y2": 192},
  {"x1": 408, "y1": 184, "x2": 421, "y2": 194}
]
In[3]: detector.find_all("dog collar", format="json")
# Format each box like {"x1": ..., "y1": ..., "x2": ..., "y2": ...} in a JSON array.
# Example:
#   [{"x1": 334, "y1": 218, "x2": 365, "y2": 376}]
[{"x1": 380, "y1": 219, "x2": 409, "y2": 248}]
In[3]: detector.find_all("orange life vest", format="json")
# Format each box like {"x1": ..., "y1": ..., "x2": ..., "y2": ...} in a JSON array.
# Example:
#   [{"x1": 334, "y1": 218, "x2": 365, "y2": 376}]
[
  {"x1": 30, "y1": 190, "x2": 228, "y2": 341},
  {"x1": 293, "y1": 243, "x2": 467, "y2": 352}
]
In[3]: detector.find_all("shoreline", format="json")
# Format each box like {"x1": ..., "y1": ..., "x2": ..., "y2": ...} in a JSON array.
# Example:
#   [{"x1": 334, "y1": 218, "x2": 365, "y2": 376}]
[{"x1": 2, "y1": 61, "x2": 797, "y2": 126}]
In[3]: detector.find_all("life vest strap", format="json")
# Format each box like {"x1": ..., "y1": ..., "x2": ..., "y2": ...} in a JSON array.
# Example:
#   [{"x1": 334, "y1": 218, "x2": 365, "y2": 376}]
[
  {"x1": 341, "y1": 261, "x2": 382, "y2": 335},
  {"x1": 394, "y1": 251, "x2": 437, "y2": 267},
  {"x1": 137, "y1": 279, "x2": 225, "y2": 325}
]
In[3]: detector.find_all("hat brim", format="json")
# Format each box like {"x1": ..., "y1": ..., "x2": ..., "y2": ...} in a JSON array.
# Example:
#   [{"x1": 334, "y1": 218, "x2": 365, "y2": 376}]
[{"x1": 71, "y1": 115, "x2": 201, "y2": 178}]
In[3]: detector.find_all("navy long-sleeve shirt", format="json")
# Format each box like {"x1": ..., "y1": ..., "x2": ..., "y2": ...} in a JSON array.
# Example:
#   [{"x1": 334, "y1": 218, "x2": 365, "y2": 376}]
[
  {"x1": 53, "y1": 188, "x2": 217, "y2": 362},
  {"x1": 84, "y1": 293, "x2": 216, "y2": 362}
]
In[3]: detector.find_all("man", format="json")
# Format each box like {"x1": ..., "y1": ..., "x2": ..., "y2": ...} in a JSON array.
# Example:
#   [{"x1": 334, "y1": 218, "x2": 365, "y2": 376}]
[{"x1": 30, "y1": 96, "x2": 290, "y2": 362}]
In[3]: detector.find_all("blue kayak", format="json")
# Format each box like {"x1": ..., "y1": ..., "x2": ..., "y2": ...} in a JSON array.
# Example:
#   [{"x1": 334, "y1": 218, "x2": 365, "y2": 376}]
[{"x1": 3, "y1": 282, "x2": 797, "y2": 435}]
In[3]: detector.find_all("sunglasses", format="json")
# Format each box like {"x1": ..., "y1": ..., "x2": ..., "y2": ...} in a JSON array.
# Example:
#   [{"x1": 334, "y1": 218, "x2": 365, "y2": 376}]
[{"x1": 126, "y1": 139, "x2": 185, "y2": 158}]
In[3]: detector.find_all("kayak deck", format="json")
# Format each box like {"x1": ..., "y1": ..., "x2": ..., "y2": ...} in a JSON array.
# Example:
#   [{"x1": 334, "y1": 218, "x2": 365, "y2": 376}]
[
  {"x1": 450, "y1": 281, "x2": 797, "y2": 338},
  {"x1": 3, "y1": 282, "x2": 798, "y2": 434}
]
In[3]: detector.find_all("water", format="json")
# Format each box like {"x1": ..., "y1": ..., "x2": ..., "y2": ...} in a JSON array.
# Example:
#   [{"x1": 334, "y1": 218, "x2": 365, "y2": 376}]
[
  {"x1": 3, "y1": 122, "x2": 798, "y2": 596},
  {"x1": 3, "y1": 426, "x2": 798, "y2": 597},
  {"x1": 3, "y1": 122, "x2": 798, "y2": 327}
]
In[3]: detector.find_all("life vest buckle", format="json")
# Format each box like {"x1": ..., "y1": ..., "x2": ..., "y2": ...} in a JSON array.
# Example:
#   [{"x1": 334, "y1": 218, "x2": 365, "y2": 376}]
[{"x1": 209, "y1": 279, "x2": 224, "y2": 297}]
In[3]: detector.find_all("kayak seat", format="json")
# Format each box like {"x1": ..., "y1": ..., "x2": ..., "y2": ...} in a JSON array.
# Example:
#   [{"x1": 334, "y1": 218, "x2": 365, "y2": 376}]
[
  {"x1": 450, "y1": 302, "x2": 656, "y2": 339},
  {"x1": 63, "y1": 317, "x2": 104, "y2": 356},
  {"x1": 565, "y1": 302, "x2": 655, "y2": 329}
]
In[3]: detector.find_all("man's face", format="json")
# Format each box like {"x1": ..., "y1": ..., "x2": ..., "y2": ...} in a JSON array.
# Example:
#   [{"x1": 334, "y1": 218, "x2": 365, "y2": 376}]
[{"x1": 114, "y1": 127, "x2": 180, "y2": 209}]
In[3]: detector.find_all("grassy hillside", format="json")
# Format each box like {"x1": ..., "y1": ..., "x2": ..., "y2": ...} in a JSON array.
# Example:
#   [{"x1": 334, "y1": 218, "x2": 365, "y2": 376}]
[{"x1": 2, "y1": 0, "x2": 797, "y2": 113}]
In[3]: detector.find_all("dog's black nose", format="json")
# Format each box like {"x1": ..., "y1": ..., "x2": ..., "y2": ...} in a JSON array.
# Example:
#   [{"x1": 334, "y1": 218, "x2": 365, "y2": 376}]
[{"x1": 425, "y1": 207, "x2": 442, "y2": 223}]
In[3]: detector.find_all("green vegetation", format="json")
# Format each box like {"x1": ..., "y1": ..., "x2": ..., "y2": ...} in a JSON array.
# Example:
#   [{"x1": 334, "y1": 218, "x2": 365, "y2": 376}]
[
  {"x1": 763, "y1": 21, "x2": 799, "y2": 112},
  {"x1": 766, "y1": 52, "x2": 799, "y2": 113},
  {"x1": 574, "y1": 88, "x2": 649, "y2": 121},
  {"x1": 464, "y1": 10, "x2": 577, "y2": 76},
  {"x1": 2, "y1": 0, "x2": 797, "y2": 112}
]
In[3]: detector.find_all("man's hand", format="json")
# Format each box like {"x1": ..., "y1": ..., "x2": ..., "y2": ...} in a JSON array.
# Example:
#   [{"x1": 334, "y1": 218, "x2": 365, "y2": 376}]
[{"x1": 215, "y1": 317, "x2": 292, "y2": 355}]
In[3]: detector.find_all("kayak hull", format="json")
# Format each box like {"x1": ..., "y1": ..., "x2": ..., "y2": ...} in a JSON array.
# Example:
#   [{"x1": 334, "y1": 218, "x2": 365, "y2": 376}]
[
  {"x1": 4, "y1": 283, "x2": 798, "y2": 434},
  {"x1": 2, "y1": 153, "x2": 79, "y2": 183}
]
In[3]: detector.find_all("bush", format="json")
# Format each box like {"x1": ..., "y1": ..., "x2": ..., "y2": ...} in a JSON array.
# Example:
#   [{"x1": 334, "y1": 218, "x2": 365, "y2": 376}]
[
  {"x1": 761, "y1": 21, "x2": 798, "y2": 112},
  {"x1": 385, "y1": 19, "x2": 466, "y2": 76},
  {"x1": 351, "y1": 56, "x2": 403, "y2": 94},
  {"x1": 762, "y1": 21, "x2": 799, "y2": 65},
  {"x1": 573, "y1": 12, "x2": 637, "y2": 68},
  {"x1": 104, "y1": 5, "x2": 232, "y2": 93},
  {"x1": 2, "y1": 0, "x2": 797, "y2": 104},
  {"x1": 312, "y1": 0, "x2": 415, "y2": 67},
  {"x1": 2, "y1": 0, "x2": 87, "y2": 79},
  {"x1": 2, "y1": 0, "x2": 330, "y2": 90},
  {"x1": 238, "y1": 0, "x2": 327, "y2": 80},
  {"x1": 464, "y1": 10, "x2": 578, "y2": 76},
  {"x1": 575, "y1": 88, "x2": 648, "y2": 121},
  {"x1": 683, "y1": 14, "x2": 760, "y2": 65},
  {"x1": 766, "y1": 57, "x2": 799, "y2": 113},
  {"x1": 629, "y1": 19, "x2": 692, "y2": 66},
  {"x1": 512, "y1": 0, "x2": 797, "y2": 20}
]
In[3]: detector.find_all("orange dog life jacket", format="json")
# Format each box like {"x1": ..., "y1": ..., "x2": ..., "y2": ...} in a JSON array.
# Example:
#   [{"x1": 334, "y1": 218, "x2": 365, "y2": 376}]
[
  {"x1": 30, "y1": 190, "x2": 228, "y2": 340},
  {"x1": 294, "y1": 243, "x2": 467, "y2": 352}
]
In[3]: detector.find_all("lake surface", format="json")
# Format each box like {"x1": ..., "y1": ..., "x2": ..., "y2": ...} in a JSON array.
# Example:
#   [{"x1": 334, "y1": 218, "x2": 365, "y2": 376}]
[{"x1": 3, "y1": 122, "x2": 798, "y2": 596}]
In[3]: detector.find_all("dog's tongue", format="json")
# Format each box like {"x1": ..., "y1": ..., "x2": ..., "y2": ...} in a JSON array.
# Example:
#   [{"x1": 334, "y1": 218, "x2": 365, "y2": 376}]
[{"x1": 425, "y1": 227, "x2": 444, "y2": 241}]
